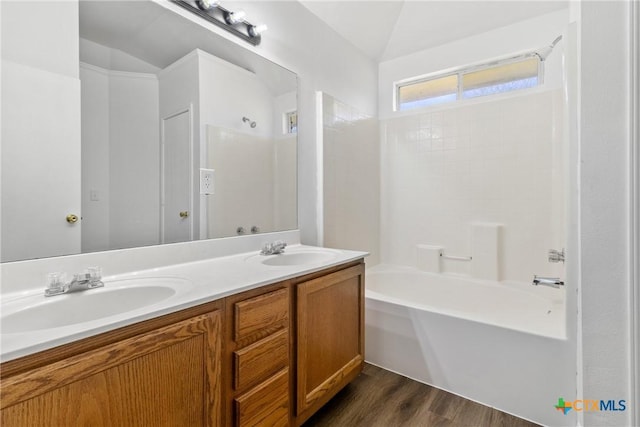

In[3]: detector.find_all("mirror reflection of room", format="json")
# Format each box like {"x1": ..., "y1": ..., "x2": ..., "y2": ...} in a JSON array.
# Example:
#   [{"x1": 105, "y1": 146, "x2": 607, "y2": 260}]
[{"x1": 1, "y1": 1, "x2": 297, "y2": 262}]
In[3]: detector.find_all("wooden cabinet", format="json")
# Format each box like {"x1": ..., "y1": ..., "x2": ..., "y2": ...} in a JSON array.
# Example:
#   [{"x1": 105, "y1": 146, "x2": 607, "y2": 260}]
[
  {"x1": 0, "y1": 303, "x2": 223, "y2": 427},
  {"x1": 0, "y1": 259, "x2": 365, "y2": 427},
  {"x1": 295, "y1": 263, "x2": 365, "y2": 425},
  {"x1": 224, "y1": 284, "x2": 292, "y2": 426}
]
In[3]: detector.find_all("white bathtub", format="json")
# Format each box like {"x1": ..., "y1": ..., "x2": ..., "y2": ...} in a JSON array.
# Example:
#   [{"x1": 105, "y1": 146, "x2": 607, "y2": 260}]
[{"x1": 365, "y1": 264, "x2": 576, "y2": 427}]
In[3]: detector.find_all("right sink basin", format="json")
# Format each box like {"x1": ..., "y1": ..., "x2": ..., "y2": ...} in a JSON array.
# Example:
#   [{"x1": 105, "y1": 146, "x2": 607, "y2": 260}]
[{"x1": 252, "y1": 248, "x2": 341, "y2": 267}]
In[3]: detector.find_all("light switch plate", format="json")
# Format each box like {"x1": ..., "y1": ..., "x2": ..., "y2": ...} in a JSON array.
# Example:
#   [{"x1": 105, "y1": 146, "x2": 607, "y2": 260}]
[{"x1": 200, "y1": 168, "x2": 215, "y2": 195}]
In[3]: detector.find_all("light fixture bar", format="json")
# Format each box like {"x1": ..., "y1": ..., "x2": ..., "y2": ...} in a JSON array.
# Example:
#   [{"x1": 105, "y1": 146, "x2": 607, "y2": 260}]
[{"x1": 172, "y1": 0, "x2": 263, "y2": 46}]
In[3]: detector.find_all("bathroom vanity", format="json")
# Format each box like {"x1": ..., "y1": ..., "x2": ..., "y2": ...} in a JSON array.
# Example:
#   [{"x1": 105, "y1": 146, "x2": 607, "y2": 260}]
[{"x1": 0, "y1": 248, "x2": 365, "y2": 426}]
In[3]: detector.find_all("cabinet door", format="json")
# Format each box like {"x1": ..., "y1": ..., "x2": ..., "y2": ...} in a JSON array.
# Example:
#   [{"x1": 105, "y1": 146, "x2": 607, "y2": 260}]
[
  {"x1": 296, "y1": 263, "x2": 364, "y2": 421},
  {"x1": 1, "y1": 311, "x2": 222, "y2": 427}
]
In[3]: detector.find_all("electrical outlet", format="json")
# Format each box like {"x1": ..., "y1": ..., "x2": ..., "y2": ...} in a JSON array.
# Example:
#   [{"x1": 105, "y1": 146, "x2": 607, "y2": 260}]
[{"x1": 200, "y1": 168, "x2": 215, "y2": 195}]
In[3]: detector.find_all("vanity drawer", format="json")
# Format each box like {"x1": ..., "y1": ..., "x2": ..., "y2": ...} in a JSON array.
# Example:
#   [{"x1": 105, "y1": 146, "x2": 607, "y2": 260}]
[
  {"x1": 234, "y1": 288, "x2": 288, "y2": 342},
  {"x1": 234, "y1": 328, "x2": 289, "y2": 391},
  {"x1": 235, "y1": 368, "x2": 289, "y2": 427}
]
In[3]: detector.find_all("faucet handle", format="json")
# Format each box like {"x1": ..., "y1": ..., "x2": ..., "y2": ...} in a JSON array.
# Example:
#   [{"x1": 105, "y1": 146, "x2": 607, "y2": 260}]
[
  {"x1": 45, "y1": 272, "x2": 67, "y2": 296},
  {"x1": 548, "y1": 248, "x2": 565, "y2": 263},
  {"x1": 87, "y1": 266, "x2": 102, "y2": 280},
  {"x1": 86, "y1": 267, "x2": 104, "y2": 288}
]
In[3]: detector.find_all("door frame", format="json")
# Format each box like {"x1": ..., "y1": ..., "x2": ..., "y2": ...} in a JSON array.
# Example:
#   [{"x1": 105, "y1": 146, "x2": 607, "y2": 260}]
[
  {"x1": 160, "y1": 105, "x2": 194, "y2": 244},
  {"x1": 631, "y1": 1, "x2": 639, "y2": 424}
]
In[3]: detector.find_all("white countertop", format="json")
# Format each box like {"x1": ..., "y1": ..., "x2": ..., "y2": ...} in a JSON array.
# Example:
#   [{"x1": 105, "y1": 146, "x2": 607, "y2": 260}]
[{"x1": 0, "y1": 245, "x2": 367, "y2": 363}]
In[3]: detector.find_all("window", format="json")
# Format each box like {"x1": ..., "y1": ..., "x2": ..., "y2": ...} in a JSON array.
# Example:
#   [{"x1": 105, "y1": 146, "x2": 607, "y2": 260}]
[
  {"x1": 397, "y1": 74, "x2": 458, "y2": 110},
  {"x1": 284, "y1": 111, "x2": 297, "y2": 134},
  {"x1": 396, "y1": 55, "x2": 542, "y2": 111}
]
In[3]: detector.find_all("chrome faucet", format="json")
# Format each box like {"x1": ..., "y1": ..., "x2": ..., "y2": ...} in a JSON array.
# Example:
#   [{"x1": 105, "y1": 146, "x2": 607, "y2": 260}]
[
  {"x1": 45, "y1": 267, "x2": 104, "y2": 297},
  {"x1": 260, "y1": 240, "x2": 287, "y2": 255},
  {"x1": 532, "y1": 275, "x2": 564, "y2": 289}
]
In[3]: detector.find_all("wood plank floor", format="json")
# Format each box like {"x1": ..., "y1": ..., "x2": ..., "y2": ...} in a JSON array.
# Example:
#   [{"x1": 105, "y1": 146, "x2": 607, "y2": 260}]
[{"x1": 303, "y1": 364, "x2": 540, "y2": 427}]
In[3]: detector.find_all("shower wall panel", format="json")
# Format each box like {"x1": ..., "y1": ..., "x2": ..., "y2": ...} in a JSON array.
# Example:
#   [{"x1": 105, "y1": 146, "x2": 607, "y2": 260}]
[
  {"x1": 380, "y1": 90, "x2": 565, "y2": 282},
  {"x1": 322, "y1": 93, "x2": 380, "y2": 265}
]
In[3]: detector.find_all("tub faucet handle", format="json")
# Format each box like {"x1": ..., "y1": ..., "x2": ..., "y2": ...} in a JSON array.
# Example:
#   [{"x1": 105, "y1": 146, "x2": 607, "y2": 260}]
[{"x1": 548, "y1": 248, "x2": 565, "y2": 263}]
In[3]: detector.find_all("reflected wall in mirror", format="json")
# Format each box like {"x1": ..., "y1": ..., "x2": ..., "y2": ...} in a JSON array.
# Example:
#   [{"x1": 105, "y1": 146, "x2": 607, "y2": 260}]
[{"x1": 1, "y1": 0, "x2": 297, "y2": 262}]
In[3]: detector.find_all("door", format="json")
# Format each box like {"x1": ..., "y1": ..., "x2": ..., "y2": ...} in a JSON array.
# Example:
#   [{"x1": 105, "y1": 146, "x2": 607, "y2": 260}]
[
  {"x1": 161, "y1": 108, "x2": 193, "y2": 244},
  {"x1": 1, "y1": 60, "x2": 82, "y2": 262}
]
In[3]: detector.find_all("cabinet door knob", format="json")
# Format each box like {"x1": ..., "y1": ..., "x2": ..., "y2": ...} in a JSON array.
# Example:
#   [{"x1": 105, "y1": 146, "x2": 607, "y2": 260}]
[
  {"x1": 179, "y1": 211, "x2": 189, "y2": 218},
  {"x1": 66, "y1": 214, "x2": 79, "y2": 224}
]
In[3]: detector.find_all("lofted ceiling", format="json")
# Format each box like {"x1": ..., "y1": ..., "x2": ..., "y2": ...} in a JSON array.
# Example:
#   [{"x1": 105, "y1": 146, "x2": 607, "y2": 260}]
[
  {"x1": 299, "y1": 0, "x2": 568, "y2": 61},
  {"x1": 79, "y1": 1, "x2": 296, "y2": 95}
]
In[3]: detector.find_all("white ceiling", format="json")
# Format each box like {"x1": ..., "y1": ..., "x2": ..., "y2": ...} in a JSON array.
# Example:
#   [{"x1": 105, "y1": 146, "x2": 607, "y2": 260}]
[
  {"x1": 299, "y1": 1, "x2": 568, "y2": 61},
  {"x1": 79, "y1": 1, "x2": 296, "y2": 95}
]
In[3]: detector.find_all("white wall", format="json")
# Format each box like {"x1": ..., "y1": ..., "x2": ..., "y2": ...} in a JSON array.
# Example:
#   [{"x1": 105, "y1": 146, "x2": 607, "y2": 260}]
[
  {"x1": 580, "y1": 2, "x2": 635, "y2": 426},
  {"x1": 80, "y1": 40, "x2": 162, "y2": 252},
  {"x1": 80, "y1": 65, "x2": 110, "y2": 252},
  {"x1": 273, "y1": 136, "x2": 297, "y2": 232},
  {"x1": 108, "y1": 72, "x2": 160, "y2": 249},
  {"x1": 79, "y1": 58, "x2": 160, "y2": 252},
  {"x1": 1, "y1": 1, "x2": 79, "y2": 79},
  {"x1": 199, "y1": 51, "x2": 275, "y2": 138},
  {"x1": 378, "y1": 9, "x2": 569, "y2": 120}
]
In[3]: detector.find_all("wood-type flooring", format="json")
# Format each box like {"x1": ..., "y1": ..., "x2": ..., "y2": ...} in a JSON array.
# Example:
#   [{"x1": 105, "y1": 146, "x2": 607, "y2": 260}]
[{"x1": 303, "y1": 363, "x2": 540, "y2": 427}]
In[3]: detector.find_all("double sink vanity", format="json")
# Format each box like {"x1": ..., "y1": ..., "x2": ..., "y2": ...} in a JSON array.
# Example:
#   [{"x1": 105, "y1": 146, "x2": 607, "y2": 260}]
[{"x1": 0, "y1": 245, "x2": 366, "y2": 426}]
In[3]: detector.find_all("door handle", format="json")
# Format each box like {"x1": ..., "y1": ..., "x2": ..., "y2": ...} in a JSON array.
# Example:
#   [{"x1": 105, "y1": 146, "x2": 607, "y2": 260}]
[
  {"x1": 66, "y1": 214, "x2": 79, "y2": 224},
  {"x1": 179, "y1": 211, "x2": 189, "y2": 218}
]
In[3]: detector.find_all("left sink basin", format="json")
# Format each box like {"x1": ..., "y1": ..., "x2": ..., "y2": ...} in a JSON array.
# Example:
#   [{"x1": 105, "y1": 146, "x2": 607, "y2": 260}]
[{"x1": 1, "y1": 277, "x2": 194, "y2": 334}]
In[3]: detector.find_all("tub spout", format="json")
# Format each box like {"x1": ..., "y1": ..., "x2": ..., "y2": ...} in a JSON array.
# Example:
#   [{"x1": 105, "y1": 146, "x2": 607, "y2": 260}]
[{"x1": 532, "y1": 275, "x2": 564, "y2": 288}]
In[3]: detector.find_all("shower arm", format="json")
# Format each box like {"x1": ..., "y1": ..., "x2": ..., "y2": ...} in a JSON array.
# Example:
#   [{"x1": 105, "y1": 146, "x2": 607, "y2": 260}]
[{"x1": 534, "y1": 35, "x2": 563, "y2": 61}]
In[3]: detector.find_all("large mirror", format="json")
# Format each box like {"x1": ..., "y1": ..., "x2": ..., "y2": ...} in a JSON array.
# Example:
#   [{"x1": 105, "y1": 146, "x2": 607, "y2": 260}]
[{"x1": 1, "y1": 0, "x2": 297, "y2": 262}]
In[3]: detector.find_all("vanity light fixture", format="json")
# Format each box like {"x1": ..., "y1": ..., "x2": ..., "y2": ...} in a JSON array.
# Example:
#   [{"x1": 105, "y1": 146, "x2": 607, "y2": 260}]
[{"x1": 173, "y1": 0, "x2": 266, "y2": 46}]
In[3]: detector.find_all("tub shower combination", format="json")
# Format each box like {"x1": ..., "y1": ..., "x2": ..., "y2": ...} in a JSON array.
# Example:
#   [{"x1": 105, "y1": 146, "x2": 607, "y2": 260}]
[{"x1": 364, "y1": 265, "x2": 573, "y2": 426}]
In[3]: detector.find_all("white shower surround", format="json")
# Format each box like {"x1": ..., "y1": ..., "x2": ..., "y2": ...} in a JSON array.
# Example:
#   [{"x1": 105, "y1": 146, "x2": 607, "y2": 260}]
[
  {"x1": 380, "y1": 89, "x2": 565, "y2": 283},
  {"x1": 365, "y1": 264, "x2": 575, "y2": 427}
]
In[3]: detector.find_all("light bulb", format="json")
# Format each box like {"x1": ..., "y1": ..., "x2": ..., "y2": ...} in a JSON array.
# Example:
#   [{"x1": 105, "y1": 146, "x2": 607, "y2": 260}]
[
  {"x1": 224, "y1": 10, "x2": 246, "y2": 25},
  {"x1": 248, "y1": 24, "x2": 268, "y2": 37},
  {"x1": 196, "y1": 0, "x2": 219, "y2": 11}
]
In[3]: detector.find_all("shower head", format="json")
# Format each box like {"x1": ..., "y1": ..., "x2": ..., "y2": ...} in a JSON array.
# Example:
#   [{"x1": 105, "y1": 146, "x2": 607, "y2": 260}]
[{"x1": 242, "y1": 116, "x2": 257, "y2": 128}]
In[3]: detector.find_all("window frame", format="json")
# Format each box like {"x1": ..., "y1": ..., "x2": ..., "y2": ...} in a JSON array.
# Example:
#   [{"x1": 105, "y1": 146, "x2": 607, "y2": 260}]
[{"x1": 394, "y1": 52, "x2": 544, "y2": 112}]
